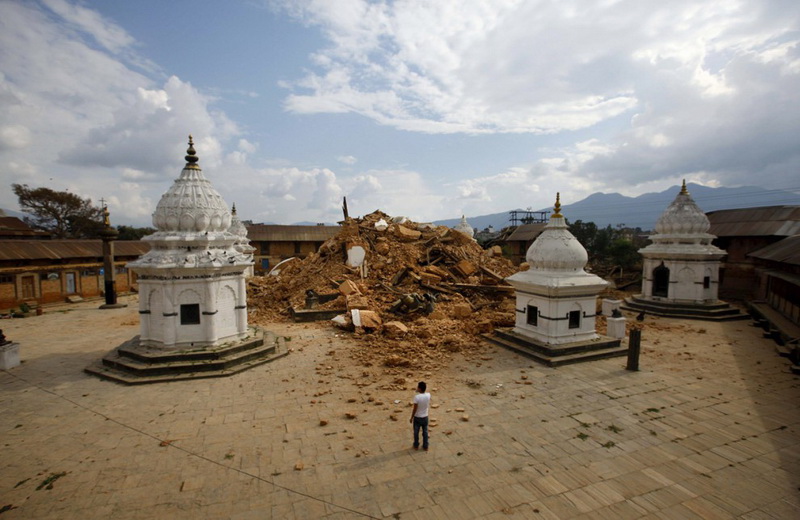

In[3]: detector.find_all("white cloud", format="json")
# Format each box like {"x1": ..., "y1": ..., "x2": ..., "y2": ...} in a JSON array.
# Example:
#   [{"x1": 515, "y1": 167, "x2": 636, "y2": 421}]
[
  {"x1": 275, "y1": 0, "x2": 800, "y2": 201},
  {"x1": 0, "y1": 2, "x2": 240, "y2": 225},
  {"x1": 42, "y1": 0, "x2": 135, "y2": 53},
  {"x1": 0, "y1": 125, "x2": 31, "y2": 150},
  {"x1": 337, "y1": 155, "x2": 357, "y2": 165}
]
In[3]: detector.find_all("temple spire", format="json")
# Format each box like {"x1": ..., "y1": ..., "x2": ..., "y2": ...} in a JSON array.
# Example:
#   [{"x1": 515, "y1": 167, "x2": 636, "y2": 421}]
[
  {"x1": 680, "y1": 179, "x2": 688, "y2": 195},
  {"x1": 185, "y1": 134, "x2": 200, "y2": 169},
  {"x1": 552, "y1": 192, "x2": 563, "y2": 218}
]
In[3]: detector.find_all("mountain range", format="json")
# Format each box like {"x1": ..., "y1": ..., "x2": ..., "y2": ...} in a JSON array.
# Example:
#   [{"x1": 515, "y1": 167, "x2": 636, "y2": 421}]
[
  {"x1": 433, "y1": 184, "x2": 800, "y2": 231},
  {"x1": 5, "y1": 184, "x2": 798, "y2": 231}
]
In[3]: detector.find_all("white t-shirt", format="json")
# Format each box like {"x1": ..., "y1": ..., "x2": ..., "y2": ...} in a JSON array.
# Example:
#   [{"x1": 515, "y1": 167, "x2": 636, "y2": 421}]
[{"x1": 413, "y1": 392, "x2": 431, "y2": 418}]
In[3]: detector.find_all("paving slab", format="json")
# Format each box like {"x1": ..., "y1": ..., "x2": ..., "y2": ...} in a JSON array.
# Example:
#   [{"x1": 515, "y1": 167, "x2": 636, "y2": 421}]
[{"x1": 0, "y1": 296, "x2": 799, "y2": 518}]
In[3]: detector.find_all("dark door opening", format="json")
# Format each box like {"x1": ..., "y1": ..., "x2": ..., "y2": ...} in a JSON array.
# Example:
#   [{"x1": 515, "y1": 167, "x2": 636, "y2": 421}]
[{"x1": 653, "y1": 264, "x2": 670, "y2": 297}]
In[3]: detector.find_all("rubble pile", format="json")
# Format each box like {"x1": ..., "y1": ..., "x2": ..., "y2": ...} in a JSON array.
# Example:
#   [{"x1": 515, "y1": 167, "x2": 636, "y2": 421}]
[{"x1": 248, "y1": 211, "x2": 521, "y2": 370}]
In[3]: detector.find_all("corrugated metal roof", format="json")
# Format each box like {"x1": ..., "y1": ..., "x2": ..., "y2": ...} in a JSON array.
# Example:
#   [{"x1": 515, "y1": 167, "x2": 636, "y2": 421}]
[
  {"x1": 246, "y1": 224, "x2": 340, "y2": 242},
  {"x1": 505, "y1": 223, "x2": 547, "y2": 242},
  {"x1": 747, "y1": 235, "x2": 800, "y2": 266},
  {"x1": 707, "y1": 205, "x2": 800, "y2": 237},
  {"x1": 0, "y1": 240, "x2": 149, "y2": 261}
]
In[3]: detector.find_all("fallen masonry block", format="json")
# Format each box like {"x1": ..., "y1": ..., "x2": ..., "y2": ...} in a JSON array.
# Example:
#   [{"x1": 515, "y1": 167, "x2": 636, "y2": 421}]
[
  {"x1": 346, "y1": 242, "x2": 367, "y2": 267},
  {"x1": 339, "y1": 280, "x2": 361, "y2": 296},
  {"x1": 452, "y1": 303, "x2": 472, "y2": 318},
  {"x1": 453, "y1": 259, "x2": 478, "y2": 277},
  {"x1": 375, "y1": 241, "x2": 390, "y2": 255},
  {"x1": 383, "y1": 321, "x2": 409, "y2": 337},
  {"x1": 351, "y1": 309, "x2": 382, "y2": 329},
  {"x1": 394, "y1": 225, "x2": 422, "y2": 241},
  {"x1": 346, "y1": 295, "x2": 370, "y2": 310}
]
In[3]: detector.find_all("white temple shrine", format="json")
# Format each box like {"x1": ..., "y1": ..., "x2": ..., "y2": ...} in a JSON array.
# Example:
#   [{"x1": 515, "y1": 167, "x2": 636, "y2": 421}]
[
  {"x1": 486, "y1": 195, "x2": 626, "y2": 366},
  {"x1": 86, "y1": 136, "x2": 286, "y2": 383},
  {"x1": 623, "y1": 181, "x2": 747, "y2": 320},
  {"x1": 453, "y1": 215, "x2": 475, "y2": 239},
  {"x1": 129, "y1": 136, "x2": 251, "y2": 349}
]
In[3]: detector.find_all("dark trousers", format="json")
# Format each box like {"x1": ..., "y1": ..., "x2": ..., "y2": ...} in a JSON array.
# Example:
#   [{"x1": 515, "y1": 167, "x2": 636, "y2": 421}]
[{"x1": 413, "y1": 416, "x2": 429, "y2": 449}]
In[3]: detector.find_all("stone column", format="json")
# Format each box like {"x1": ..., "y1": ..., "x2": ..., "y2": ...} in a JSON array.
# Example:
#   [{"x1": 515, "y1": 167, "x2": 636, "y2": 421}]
[{"x1": 99, "y1": 206, "x2": 127, "y2": 309}]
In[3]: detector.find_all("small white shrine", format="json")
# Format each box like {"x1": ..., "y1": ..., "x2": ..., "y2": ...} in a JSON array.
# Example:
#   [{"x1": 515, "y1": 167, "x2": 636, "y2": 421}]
[
  {"x1": 128, "y1": 136, "x2": 252, "y2": 350},
  {"x1": 453, "y1": 215, "x2": 475, "y2": 239},
  {"x1": 505, "y1": 195, "x2": 608, "y2": 345},
  {"x1": 228, "y1": 203, "x2": 256, "y2": 278},
  {"x1": 638, "y1": 181, "x2": 725, "y2": 304}
]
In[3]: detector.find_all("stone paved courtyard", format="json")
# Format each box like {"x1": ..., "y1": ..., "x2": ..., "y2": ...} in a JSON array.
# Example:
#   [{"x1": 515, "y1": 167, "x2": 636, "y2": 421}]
[{"x1": 1, "y1": 296, "x2": 799, "y2": 519}]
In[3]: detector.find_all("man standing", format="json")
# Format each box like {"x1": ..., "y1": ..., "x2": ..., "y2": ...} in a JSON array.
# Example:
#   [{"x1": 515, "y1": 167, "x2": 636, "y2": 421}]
[{"x1": 410, "y1": 381, "x2": 431, "y2": 451}]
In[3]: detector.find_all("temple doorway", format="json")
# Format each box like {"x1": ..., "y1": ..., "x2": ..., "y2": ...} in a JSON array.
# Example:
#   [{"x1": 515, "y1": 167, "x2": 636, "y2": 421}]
[{"x1": 653, "y1": 263, "x2": 670, "y2": 297}]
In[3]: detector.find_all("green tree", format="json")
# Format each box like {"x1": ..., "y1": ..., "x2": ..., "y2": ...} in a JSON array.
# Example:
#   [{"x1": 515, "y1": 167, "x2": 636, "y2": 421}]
[
  {"x1": 117, "y1": 225, "x2": 156, "y2": 241},
  {"x1": 607, "y1": 238, "x2": 640, "y2": 270},
  {"x1": 12, "y1": 184, "x2": 103, "y2": 238},
  {"x1": 568, "y1": 220, "x2": 598, "y2": 252}
]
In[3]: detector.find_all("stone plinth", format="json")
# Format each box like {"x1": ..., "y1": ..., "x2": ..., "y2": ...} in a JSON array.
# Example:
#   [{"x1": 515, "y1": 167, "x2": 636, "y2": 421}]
[
  {"x1": 607, "y1": 316, "x2": 627, "y2": 339},
  {"x1": 0, "y1": 342, "x2": 20, "y2": 369},
  {"x1": 602, "y1": 299, "x2": 622, "y2": 317}
]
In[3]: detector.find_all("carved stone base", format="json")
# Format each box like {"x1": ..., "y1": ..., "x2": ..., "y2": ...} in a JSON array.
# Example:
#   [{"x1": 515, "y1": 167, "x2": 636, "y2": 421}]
[{"x1": 85, "y1": 327, "x2": 288, "y2": 384}]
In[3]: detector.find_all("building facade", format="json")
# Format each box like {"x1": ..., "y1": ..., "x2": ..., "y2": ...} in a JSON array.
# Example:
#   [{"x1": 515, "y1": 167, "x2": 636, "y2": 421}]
[
  {"x1": 0, "y1": 240, "x2": 147, "y2": 310},
  {"x1": 246, "y1": 224, "x2": 339, "y2": 274}
]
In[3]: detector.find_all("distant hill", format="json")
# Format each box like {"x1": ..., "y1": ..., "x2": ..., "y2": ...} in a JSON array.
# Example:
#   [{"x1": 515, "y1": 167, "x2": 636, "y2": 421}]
[
  {"x1": 0, "y1": 208, "x2": 25, "y2": 219},
  {"x1": 434, "y1": 184, "x2": 800, "y2": 231}
]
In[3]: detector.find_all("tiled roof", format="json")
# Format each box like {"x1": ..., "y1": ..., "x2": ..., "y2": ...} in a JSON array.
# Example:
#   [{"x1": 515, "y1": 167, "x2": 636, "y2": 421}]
[
  {"x1": 0, "y1": 240, "x2": 149, "y2": 261},
  {"x1": 707, "y1": 206, "x2": 800, "y2": 237}
]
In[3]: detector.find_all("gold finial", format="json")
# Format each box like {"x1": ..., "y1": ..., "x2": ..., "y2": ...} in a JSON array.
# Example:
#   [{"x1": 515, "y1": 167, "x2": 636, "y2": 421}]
[
  {"x1": 680, "y1": 179, "x2": 688, "y2": 195},
  {"x1": 185, "y1": 134, "x2": 200, "y2": 169},
  {"x1": 103, "y1": 205, "x2": 111, "y2": 227},
  {"x1": 552, "y1": 192, "x2": 563, "y2": 218},
  {"x1": 231, "y1": 203, "x2": 237, "y2": 216}
]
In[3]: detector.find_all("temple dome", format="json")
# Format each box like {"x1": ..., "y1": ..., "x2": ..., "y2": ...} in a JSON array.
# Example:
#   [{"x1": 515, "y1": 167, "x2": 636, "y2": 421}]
[
  {"x1": 654, "y1": 181, "x2": 710, "y2": 235},
  {"x1": 453, "y1": 215, "x2": 474, "y2": 238},
  {"x1": 526, "y1": 194, "x2": 588, "y2": 272},
  {"x1": 152, "y1": 136, "x2": 231, "y2": 233}
]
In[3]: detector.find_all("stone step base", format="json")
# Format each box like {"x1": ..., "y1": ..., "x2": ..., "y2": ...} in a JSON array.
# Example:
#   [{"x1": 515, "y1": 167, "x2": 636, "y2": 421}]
[
  {"x1": 85, "y1": 328, "x2": 288, "y2": 385},
  {"x1": 621, "y1": 297, "x2": 749, "y2": 322},
  {"x1": 482, "y1": 329, "x2": 626, "y2": 367}
]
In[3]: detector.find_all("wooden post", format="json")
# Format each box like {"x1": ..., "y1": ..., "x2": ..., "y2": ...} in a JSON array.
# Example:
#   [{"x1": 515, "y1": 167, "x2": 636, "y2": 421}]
[{"x1": 626, "y1": 328, "x2": 641, "y2": 371}]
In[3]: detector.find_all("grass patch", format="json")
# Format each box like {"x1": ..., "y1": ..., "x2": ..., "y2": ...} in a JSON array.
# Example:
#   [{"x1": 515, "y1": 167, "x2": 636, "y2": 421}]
[{"x1": 36, "y1": 472, "x2": 66, "y2": 491}]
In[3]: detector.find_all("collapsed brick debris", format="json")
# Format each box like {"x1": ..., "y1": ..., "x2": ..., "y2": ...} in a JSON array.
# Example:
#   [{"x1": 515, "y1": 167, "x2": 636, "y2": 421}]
[{"x1": 247, "y1": 210, "x2": 520, "y2": 371}]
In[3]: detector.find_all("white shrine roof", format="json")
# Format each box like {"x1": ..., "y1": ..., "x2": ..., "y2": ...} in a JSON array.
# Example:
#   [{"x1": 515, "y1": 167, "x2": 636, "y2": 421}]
[{"x1": 453, "y1": 215, "x2": 474, "y2": 238}]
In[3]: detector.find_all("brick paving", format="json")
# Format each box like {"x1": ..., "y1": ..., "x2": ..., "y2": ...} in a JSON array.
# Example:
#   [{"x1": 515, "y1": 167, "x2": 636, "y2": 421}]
[{"x1": 1, "y1": 296, "x2": 798, "y2": 519}]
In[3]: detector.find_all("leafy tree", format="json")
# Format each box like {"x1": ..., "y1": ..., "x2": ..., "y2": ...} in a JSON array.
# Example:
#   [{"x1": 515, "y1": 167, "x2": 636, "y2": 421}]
[
  {"x1": 117, "y1": 225, "x2": 156, "y2": 241},
  {"x1": 607, "y1": 238, "x2": 640, "y2": 270},
  {"x1": 12, "y1": 184, "x2": 103, "y2": 238},
  {"x1": 568, "y1": 220, "x2": 598, "y2": 252}
]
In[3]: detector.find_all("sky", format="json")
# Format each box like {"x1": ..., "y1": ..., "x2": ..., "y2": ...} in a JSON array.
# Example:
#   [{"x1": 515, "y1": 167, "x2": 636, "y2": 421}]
[{"x1": 0, "y1": 0, "x2": 798, "y2": 227}]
